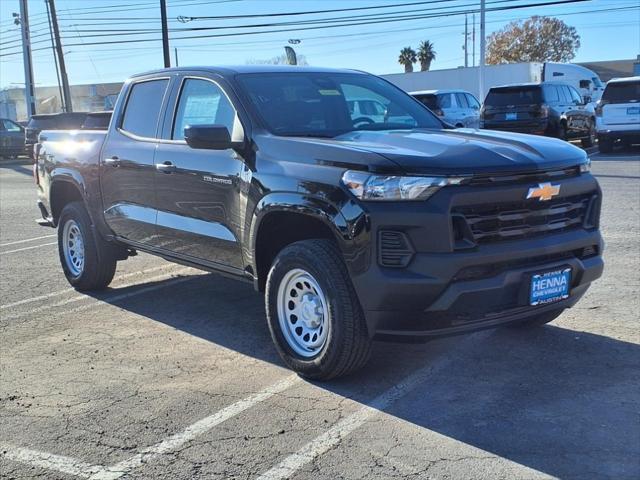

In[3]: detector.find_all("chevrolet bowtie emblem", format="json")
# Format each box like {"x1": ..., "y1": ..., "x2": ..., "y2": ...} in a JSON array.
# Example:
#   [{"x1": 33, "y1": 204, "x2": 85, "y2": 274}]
[{"x1": 526, "y1": 182, "x2": 560, "y2": 201}]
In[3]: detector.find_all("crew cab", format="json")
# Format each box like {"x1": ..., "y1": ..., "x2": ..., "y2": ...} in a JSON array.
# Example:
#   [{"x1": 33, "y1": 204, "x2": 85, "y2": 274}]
[
  {"x1": 596, "y1": 76, "x2": 640, "y2": 153},
  {"x1": 35, "y1": 66, "x2": 603, "y2": 379}
]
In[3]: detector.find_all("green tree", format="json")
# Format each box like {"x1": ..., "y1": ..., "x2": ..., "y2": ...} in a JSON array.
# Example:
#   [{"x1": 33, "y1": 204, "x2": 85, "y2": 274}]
[
  {"x1": 417, "y1": 40, "x2": 437, "y2": 71},
  {"x1": 398, "y1": 47, "x2": 417, "y2": 73},
  {"x1": 487, "y1": 16, "x2": 580, "y2": 64}
]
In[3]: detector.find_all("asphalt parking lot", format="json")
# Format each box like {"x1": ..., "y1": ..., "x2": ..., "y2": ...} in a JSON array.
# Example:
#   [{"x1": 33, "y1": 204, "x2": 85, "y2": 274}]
[{"x1": 1, "y1": 150, "x2": 639, "y2": 480}]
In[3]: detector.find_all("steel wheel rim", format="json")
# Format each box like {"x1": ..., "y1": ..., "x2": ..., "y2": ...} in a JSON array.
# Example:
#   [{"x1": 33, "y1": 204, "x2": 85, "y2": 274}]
[
  {"x1": 62, "y1": 219, "x2": 85, "y2": 277},
  {"x1": 277, "y1": 268, "x2": 330, "y2": 358}
]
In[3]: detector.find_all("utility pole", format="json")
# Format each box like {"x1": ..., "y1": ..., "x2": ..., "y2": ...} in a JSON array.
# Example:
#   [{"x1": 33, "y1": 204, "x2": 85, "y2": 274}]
[
  {"x1": 17, "y1": 0, "x2": 36, "y2": 118},
  {"x1": 472, "y1": 14, "x2": 476, "y2": 67},
  {"x1": 174, "y1": 47, "x2": 179, "y2": 67},
  {"x1": 45, "y1": 0, "x2": 64, "y2": 109},
  {"x1": 464, "y1": 14, "x2": 468, "y2": 68},
  {"x1": 479, "y1": 0, "x2": 486, "y2": 101},
  {"x1": 47, "y1": 0, "x2": 72, "y2": 112},
  {"x1": 160, "y1": 0, "x2": 171, "y2": 67}
]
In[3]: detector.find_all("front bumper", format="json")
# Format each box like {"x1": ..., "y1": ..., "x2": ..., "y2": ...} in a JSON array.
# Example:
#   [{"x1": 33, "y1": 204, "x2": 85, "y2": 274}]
[{"x1": 348, "y1": 172, "x2": 603, "y2": 340}]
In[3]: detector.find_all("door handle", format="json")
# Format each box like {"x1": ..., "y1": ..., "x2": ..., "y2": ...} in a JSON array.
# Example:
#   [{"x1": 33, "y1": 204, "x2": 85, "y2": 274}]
[
  {"x1": 104, "y1": 156, "x2": 120, "y2": 167},
  {"x1": 155, "y1": 161, "x2": 176, "y2": 173}
]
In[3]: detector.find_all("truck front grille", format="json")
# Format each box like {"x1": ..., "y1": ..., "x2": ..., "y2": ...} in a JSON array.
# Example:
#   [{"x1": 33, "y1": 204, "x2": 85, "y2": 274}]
[{"x1": 452, "y1": 193, "x2": 597, "y2": 245}]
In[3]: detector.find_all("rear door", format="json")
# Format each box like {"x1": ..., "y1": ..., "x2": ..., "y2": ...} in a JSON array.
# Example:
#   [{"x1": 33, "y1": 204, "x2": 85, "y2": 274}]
[
  {"x1": 601, "y1": 80, "x2": 640, "y2": 127},
  {"x1": 100, "y1": 77, "x2": 170, "y2": 244},
  {"x1": 152, "y1": 75, "x2": 246, "y2": 270}
]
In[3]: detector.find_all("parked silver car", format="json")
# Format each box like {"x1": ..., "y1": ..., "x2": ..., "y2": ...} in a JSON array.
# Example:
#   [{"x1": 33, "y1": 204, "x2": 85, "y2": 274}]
[{"x1": 410, "y1": 89, "x2": 481, "y2": 128}]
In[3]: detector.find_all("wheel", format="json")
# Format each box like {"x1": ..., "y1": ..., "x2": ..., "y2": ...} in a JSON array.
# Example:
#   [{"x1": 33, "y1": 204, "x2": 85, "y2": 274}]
[
  {"x1": 265, "y1": 239, "x2": 372, "y2": 380},
  {"x1": 509, "y1": 309, "x2": 564, "y2": 328},
  {"x1": 58, "y1": 201, "x2": 117, "y2": 291},
  {"x1": 557, "y1": 123, "x2": 567, "y2": 141},
  {"x1": 598, "y1": 136, "x2": 613, "y2": 153},
  {"x1": 581, "y1": 120, "x2": 596, "y2": 148}
]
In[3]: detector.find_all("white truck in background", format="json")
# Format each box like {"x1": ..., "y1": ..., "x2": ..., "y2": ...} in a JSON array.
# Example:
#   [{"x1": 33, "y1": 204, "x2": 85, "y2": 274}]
[{"x1": 382, "y1": 62, "x2": 604, "y2": 104}]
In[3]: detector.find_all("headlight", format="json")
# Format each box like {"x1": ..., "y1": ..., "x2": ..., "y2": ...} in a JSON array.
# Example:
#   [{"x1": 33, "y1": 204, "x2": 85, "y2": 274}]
[
  {"x1": 342, "y1": 170, "x2": 464, "y2": 201},
  {"x1": 580, "y1": 158, "x2": 591, "y2": 173}
]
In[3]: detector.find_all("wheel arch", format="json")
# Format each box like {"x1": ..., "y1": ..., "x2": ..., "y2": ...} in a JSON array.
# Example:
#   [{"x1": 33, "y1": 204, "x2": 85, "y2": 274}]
[
  {"x1": 50, "y1": 175, "x2": 88, "y2": 227},
  {"x1": 250, "y1": 193, "x2": 351, "y2": 292}
]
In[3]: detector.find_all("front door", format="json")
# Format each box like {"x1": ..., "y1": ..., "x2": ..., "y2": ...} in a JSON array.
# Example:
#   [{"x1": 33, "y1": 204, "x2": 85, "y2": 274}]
[
  {"x1": 100, "y1": 77, "x2": 170, "y2": 244},
  {"x1": 152, "y1": 76, "x2": 246, "y2": 270}
]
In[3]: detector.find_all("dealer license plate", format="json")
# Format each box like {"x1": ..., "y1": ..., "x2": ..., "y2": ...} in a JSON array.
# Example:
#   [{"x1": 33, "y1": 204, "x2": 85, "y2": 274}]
[
  {"x1": 530, "y1": 268, "x2": 571, "y2": 306},
  {"x1": 505, "y1": 112, "x2": 518, "y2": 120}
]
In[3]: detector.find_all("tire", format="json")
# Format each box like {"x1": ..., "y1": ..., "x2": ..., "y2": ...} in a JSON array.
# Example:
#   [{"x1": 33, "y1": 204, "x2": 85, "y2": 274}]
[
  {"x1": 598, "y1": 136, "x2": 613, "y2": 153},
  {"x1": 265, "y1": 239, "x2": 372, "y2": 380},
  {"x1": 581, "y1": 120, "x2": 596, "y2": 148},
  {"x1": 509, "y1": 309, "x2": 564, "y2": 329},
  {"x1": 58, "y1": 201, "x2": 117, "y2": 291},
  {"x1": 557, "y1": 123, "x2": 567, "y2": 141}
]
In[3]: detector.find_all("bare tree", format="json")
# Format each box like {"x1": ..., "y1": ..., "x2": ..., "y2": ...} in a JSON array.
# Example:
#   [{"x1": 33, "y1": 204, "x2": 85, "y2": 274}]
[{"x1": 486, "y1": 16, "x2": 580, "y2": 64}]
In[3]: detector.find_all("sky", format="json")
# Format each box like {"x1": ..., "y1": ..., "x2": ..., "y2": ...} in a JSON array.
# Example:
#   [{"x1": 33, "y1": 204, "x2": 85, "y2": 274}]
[{"x1": 0, "y1": 0, "x2": 639, "y2": 89}]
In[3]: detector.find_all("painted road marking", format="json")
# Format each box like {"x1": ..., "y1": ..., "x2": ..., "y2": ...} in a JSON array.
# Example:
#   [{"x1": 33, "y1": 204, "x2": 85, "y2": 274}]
[
  {"x1": 0, "y1": 234, "x2": 56, "y2": 248},
  {"x1": 0, "y1": 444, "x2": 107, "y2": 478},
  {"x1": 1, "y1": 264, "x2": 177, "y2": 310},
  {"x1": 1, "y1": 376, "x2": 301, "y2": 480},
  {"x1": 254, "y1": 341, "x2": 476, "y2": 480},
  {"x1": 2, "y1": 268, "x2": 197, "y2": 321},
  {"x1": 0, "y1": 241, "x2": 57, "y2": 255}
]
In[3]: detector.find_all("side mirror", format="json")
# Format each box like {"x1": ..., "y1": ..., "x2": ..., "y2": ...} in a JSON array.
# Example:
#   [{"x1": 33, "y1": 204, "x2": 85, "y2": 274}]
[{"x1": 184, "y1": 124, "x2": 234, "y2": 150}]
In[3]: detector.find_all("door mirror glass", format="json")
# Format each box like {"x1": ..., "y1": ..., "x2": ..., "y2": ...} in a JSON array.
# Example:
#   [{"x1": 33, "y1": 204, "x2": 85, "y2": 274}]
[{"x1": 184, "y1": 124, "x2": 232, "y2": 150}]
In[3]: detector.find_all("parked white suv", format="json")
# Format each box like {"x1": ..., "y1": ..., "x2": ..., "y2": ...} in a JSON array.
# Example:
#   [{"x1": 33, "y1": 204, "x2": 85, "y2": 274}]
[
  {"x1": 410, "y1": 89, "x2": 481, "y2": 128},
  {"x1": 596, "y1": 76, "x2": 640, "y2": 153}
]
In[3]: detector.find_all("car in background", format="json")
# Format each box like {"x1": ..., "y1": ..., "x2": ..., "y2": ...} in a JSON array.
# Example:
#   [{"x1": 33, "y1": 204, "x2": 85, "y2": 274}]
[
  {"x1": 81, "y1": 111, "x2": 112, "y2": 130},
  {"x1": 347, "y1": 98, "x2": 387, "y2": 126},
  {"x1": 481, "y1": 82, "x2": 595, "y2": 147},
  {"x1": 595, "y1": 76, "x2": 640, "y2": 153},
  {"x1": 25, "y1": 112, "x2": 88, "y2": 158},
  {"x1": 411, "y1": 89, "x2": 481, "y2": 128},
  {"x1": 0, "y1": 118, "x2": 26, "y2": 159}
]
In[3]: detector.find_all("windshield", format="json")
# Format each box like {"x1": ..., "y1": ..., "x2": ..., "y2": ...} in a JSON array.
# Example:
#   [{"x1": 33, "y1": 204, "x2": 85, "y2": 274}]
[
  {"x1": 602, "y1": 81, "x2": 640, "y2": 104},
  {"x1": 236, "y1": 72, "x2": 442, "y2": 137},
  {"x1": 485, "y1": 86, "x2": 542, "y2": 107}
]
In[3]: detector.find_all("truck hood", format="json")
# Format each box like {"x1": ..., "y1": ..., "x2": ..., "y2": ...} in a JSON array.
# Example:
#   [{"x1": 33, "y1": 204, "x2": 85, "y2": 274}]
[{"x1": 297, "y1": 128, "x2": 588, "y2": 176}]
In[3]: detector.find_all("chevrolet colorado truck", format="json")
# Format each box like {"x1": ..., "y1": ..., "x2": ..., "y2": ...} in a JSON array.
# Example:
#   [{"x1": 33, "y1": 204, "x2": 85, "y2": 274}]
[{"x1": 35, "y1": 66, "x2": 604, "y2": 380}]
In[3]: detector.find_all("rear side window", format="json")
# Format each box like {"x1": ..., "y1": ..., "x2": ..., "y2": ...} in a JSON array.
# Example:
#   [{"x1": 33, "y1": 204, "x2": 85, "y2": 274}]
[
  {"x1": 602, "y1": 81, "x2": 640, "y2": 104},
  {"x1": 455, "y1": 93, "x2": 469, "y2": 108},
  {"x1": 558, "y1": 86, "x2": 572, "y2": 103},
  {"x1": 121, "y1": 79, "x2": 169, "y2": 138},
  {"x1": 485, "y1": 87, "x2": 542, "y2": 106},
  {"x1": 172, "y1": 78, "x2": 236, "y2": 140},
  {"x1": 3, "y1": 119, "x2": 22, "y2": 132},
  {"x1": 438, "y1": 94, "x2": 452, "y2": 108}
]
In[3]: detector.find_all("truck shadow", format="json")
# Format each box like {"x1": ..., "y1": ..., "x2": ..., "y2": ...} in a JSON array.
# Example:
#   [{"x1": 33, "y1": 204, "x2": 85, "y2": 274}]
[{"x1": 88, "y1": 271, "x2": 639, "y2": 479}]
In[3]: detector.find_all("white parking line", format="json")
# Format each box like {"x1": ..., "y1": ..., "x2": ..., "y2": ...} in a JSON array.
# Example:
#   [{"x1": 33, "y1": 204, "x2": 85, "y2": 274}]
[
  {"x1": 2, "y1": 267, "x2": 197, "y2": 321},
  {"x1": 0, "y1": 234, "x2": 56, "y2": 247},
  {"x1": 1, "y1": 264, "x2": 176, "y2": 310},
  {"x1": 91, "y1": 375, "x2": 301, "y2": 480},
  {"x1": 0, "y1": 444, "x2": 107, "y2": 478},
  {"x1": 0, "y1": 241, "x2": 57, "y2": 255},
  {"x1": 0, "y1": 376, "x2": 301, "y2": 480},
  {"x1": 255, "y1": 345, "x2": 470, "y2": 480}
]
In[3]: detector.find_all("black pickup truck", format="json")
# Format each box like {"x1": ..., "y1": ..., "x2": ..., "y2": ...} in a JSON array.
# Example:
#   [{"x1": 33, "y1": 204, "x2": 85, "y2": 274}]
[{"x1": 35, "y1": 66, "x2": 603, "y2": 379}]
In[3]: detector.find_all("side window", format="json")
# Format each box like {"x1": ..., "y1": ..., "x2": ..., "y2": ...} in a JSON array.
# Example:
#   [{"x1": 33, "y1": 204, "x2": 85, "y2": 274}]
[
  {"x1": 3, "y1": 120, "x2": 22, "y2": 132},
  {"x1": 543, "y1": 85, "x2": 559, "y2": 104},
  {"x1": 465, "y1": 94, "x2": 480, "y2": 109},
  {"x1": 569, "y1": 87, "x2": 582, "y2": 104},
  {"x1": 438, "y1": 94, "x2": 452, "y2": 109},
  {"x1": 455, "y1": 93, "x2": 469, "y2": 108},
  {"x1": 579, "y1": 79, "x2": 591, "y2": 89},
  {"x1": 121, "y1": 79, "x2": 169, "y2": 138},
  {"x1": 559, "y1": 86, "x2": 572, "y2": 104},
  {"x1": 173, "y1": 78, "x2": 236, "y2": 140}
]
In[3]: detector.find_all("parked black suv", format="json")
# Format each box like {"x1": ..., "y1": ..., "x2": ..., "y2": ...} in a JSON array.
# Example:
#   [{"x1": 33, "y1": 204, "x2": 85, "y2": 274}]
[
  {"x1": 481, "y1": 82, "x2": 596, "y2": 147},
  {"x1": 35, "y1": 67, "x2": 603, "y2": 379},
  {"x1": 0, "y1": 118, "x2": 26, "y2": 158}
]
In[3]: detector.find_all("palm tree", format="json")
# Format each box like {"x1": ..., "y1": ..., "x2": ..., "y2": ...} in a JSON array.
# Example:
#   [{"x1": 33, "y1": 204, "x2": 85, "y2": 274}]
[
  {"x1": 417, "y1": 41, "x2": 437, "y2": 71},
  {"x1": 398, "y1": 47, "x2": 417, "y2": 73}
]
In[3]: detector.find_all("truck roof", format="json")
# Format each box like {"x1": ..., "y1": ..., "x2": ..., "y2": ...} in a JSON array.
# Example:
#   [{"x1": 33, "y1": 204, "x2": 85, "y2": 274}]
[
  {"x1": 607, "y1": 76, "x2": 640, "y2": 84},
  {"x1": 130, "y1": 65, "x2": 365, "y2": 79}
]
